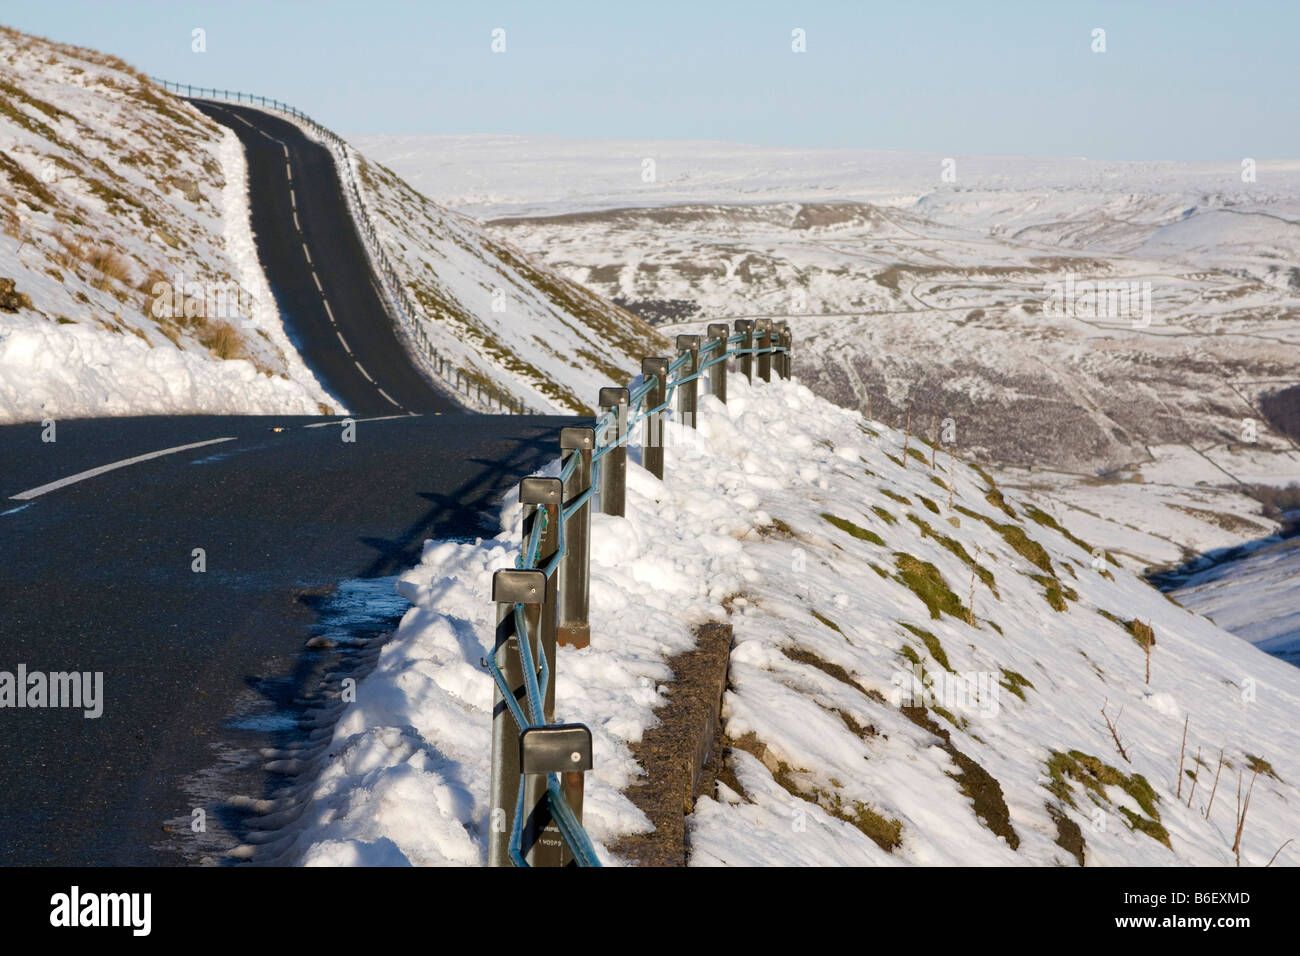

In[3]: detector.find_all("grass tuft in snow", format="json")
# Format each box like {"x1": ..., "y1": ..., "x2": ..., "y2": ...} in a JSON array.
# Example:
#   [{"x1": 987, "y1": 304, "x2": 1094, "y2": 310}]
[
  {"x1": 1246, "y1": 755, "x2": 1280, "y2": 782},
  {"x1": 822, "y1": 512, "x2": 885, "y2": 547},
  {"x1": 899, "y1": 622, "x2": 953, "y2": 672},
  {"x1": 871, "y1": 505, "x2": 897, "y2": 525},
  {"x1": 810, "y1": 610, "x2": 842, "y2": 633},
  {"x1": 998, "y1": 669, "x2": 1035, "y2": 701},
  {"x1": 1046, "y1": 750, "x2": 1169, "y2": 848},
  {"x1": 893, "y1": 552, "x2": 967, "y2": 621}
]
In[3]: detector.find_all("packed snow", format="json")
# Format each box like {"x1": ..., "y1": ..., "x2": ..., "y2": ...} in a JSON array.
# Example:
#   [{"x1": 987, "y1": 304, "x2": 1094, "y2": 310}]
[{"x1": 268, "y1": 373, "x2": 1300, "y2": 866}]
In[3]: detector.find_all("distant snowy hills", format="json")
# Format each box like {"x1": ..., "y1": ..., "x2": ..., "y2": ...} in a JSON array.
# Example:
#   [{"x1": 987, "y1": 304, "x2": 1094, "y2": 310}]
[{"x1": 357, "y1": 133, "x2": 1300, "y2": 475}]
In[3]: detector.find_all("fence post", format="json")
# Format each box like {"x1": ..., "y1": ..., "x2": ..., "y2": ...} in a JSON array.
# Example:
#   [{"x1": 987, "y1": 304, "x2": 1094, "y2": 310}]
[
  {"x1": 519, "y1": 477, "x2": 562, "y2": 720},
  {"x1": 598, "y1": 387, "x2": 629, "y2": 516},
  {"x1": 676, "y1": 334, "x2": 699, "y2": 429},
  {"x1": 641, "y1": 357, "x2": 669, "y2": 480},
  {"x1": 557, "y1": 426, "x2": 594, "y2": 650},
  {"x1": 488, "y1": 567, "x2": 546, "y2": 868},
  {"x1": 779, "y1": 323, "x2": 793, "y2": 380},
  {"x1": 735, "y1": 319, "x2": 755, "y2": 383},
  {"x1": 706, "y1": 322, "x2": 729, "y2": 404},
  {"x1": 755, "y1": 318, "x2": 773, "y2": 383}
]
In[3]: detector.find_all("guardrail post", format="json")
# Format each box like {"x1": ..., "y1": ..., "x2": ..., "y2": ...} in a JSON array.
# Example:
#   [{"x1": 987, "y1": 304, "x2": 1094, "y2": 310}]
[
  {"x1": 641, "y1": 357, "x2": 669, "y2": 480},
  {"x1": 520, "y1": 724, "x2": 593, "y2": 867},
  {"x1": 755, "y1": 318, "x2": 773, "y2": 383},
  {"x1": 488, "y1": 568, "x2": 546, "y2": 868},
  {"x1": 778, "y1": 323, "x2": 793, "y2": 380},
  {"x1": 676, "y1": 334, "x2": 700, "y2": 429},
  {"x1": 706, "y1": 322, "x2": 729, "y2": 404},
  {"x1": 519, "y1": 477, "x2": 562, "y2": 720},
  {"x1": 735, "y1": 319, "x2": 755, "y2": 383},
  {"x1": 598, "y1": 387, "x2": 629, "y2": 516},
  {"x1": 558, "y1": 427, "x2": 594, "y2": 649}
]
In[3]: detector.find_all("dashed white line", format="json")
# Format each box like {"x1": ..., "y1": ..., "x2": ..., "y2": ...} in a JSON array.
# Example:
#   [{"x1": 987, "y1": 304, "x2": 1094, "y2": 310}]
[
  {"x1": 355, "y1": 363, "x2": 375, "y2": 383},
  {"x1": 335, "y1": 329, "x2": 352, "y2": 353},
  {"x1": 292, "y1": 210, "x2": 302, "y2": 232},
  {"x1": 376, "y1": 388, "x2": 402, "y2": 409},
  {"x1": 9, "y1": 438, "x2": 238, "y2": 501},
  {"x1": 302, "y1": 243, "x2": 313, "y2": 266},
  {"x1": 322, "y1": 298, "x2": 336, "y2": 323},
  {"x1": 311, "y1": 271, "x2": 323, "y2": 293}
]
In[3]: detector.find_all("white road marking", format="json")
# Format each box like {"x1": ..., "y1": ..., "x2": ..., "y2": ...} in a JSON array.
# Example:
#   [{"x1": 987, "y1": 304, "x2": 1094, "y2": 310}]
[
  {"x1": 302, "y1": 243, "x2": 313, "y2": 266},
  {"x1": 9, "y1": 437, "x2": 238, "y2": 501},
  {"x1": 322, "y1": 298, "x2": 336, "y2": 323},
  {"x1": 311, "y1": 271, "x2": 323, "y2": 293},
  {"x1": 290, "y1": 188, "x2": 296, "y2": 210},
  {"x1": 376, "y1": 388, "x2": 402, "y2": 408},
  {"x1": 292, "y1": 210, "x2": 302, "y2": 231},
  {"x1": 281, "y1": 143, "x2": 289, "y2": 159},
  {"x1": 303, "y1": 414, "x2": 411, "y2": 429},
  {"x1": 335, "y1": 329, "x2": 352, "y2": 353},
  {"x1": 355, "y1": 362, "x2": 375, "y2": 383}
]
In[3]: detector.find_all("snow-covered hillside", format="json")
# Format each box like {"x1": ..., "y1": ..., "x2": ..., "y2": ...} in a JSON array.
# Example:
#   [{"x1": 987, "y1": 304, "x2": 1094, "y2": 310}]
[
  {"x1": 0, "y1": 27, "x2": 335, "y2": 421},
  {"x1": 1171, "y1": 533, "x2": 1300, "y2": 668},
  {"x1": 358, "y1": 135, "x2": 1300, "y2": 473},
  {"x1": 254, "y1": 376, "x2": 1300, "y2": 866},
  {"x1": 347, "y1": 156, "x2": 665, "y2": 414}
]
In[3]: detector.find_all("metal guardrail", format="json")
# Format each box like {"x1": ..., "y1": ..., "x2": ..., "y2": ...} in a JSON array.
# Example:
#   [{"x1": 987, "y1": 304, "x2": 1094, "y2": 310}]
[
  {"x1": 151, "y1": 79, "x2": 527, "y2": 414},
  {"x1": 488, "y1": 318, "x2": 792, "y2": 866}
]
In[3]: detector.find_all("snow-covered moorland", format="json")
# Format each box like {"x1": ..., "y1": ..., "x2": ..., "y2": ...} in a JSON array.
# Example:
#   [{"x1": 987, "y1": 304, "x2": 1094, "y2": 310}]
[
  {"x1": 272, "y1": 375, "x2": 1300, "y2": 866},
  {"x1": 0, "y1": 27, "x2": 335, "y2": 421},
  {"x1": 360, "y1": 135, "x2": 1300, "y2": 476}
]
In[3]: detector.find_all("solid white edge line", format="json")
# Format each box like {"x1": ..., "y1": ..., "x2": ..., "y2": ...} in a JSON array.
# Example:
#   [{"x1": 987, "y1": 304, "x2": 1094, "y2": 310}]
[{"x1": 9, "y1": 437, "x2": 238, "y2": 501}]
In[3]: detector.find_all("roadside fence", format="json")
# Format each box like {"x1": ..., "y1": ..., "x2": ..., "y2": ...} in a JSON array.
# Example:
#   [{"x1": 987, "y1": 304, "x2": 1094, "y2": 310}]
[{"x1": 488, "y1": 318, "x2": 792, "y2": 866}]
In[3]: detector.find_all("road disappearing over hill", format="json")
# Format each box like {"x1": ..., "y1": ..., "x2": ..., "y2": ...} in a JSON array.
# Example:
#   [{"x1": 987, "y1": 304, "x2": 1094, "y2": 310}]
[{"x1": 194, "y1": 100, "x2": 454, "y2": 416}]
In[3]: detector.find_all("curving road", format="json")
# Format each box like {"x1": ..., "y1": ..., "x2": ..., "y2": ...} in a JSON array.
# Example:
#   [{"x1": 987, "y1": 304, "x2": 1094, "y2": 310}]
[
  {"x1": 0, "y1": 97, "x2": 577, "y2": 866},
  {"x1": 193, "y1": 99, "x2": 454, "y2": 415},
  {"x1": 0, "y1": 412, "x2": 576, "y2": 864}
]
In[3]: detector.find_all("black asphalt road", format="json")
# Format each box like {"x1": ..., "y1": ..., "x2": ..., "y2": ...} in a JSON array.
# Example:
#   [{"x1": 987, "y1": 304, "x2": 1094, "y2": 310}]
[
  {"x1": 0, "y1": 413, "x2": 576, "y2": 864},
  {"x1": 193, "y1": 99, "x2": 454, "y2": 416}
]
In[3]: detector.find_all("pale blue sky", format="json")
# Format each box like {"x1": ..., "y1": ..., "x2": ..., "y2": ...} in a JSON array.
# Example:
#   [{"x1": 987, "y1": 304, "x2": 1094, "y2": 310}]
[{"x1": 5, "y1": 0, "x2": 1297, "y2": 160}]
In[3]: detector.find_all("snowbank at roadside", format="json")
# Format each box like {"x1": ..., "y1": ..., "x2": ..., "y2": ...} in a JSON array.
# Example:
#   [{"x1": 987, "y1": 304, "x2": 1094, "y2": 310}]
[{"x1": 278, "y1": 375, "x2": 1300, "y2": 866}]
